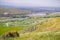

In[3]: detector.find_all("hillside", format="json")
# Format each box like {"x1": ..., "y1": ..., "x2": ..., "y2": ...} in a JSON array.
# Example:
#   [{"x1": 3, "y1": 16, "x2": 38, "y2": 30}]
[
  {"x1": 1, "y1": 17, "x2": 60, "y2": 40},
  {"x1": 0, "y1": 13, "x2": 60, "y2": 40},
  {"x1": 0, "y1": 8, "x2": 31, "y2": 14},
  {"x1": 17, "y1": 17, "x2": 60, "y2": 40},
  {"x1": 35, "y1": 17, "x2": 60, "y2": 32}
]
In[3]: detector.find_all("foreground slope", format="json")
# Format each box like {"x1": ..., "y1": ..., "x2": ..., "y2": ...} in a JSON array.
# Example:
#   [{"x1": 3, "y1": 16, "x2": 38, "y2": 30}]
[
  {"x1": 1, "y1": 16, "x2": 60, "y2": 40},
  {"x1": 2, "y1": 17, "x2": 60, "y2": 40},
  {"x1": 35, "y1": 17, "x2": 60, "y2": 32},
  {"x1": 1, "y1": 13, "x2": 60, "y2": 40}
]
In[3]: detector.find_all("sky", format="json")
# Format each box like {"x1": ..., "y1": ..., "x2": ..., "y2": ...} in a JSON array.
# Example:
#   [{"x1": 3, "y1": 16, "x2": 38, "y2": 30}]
[{"x1": 0, "y1": 0, "x2": 60, "y2": 7}]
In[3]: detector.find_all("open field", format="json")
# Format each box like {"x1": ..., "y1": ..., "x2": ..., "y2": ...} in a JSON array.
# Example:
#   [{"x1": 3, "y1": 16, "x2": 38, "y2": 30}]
[
  {"x1": 0, "y1": 17, "x2": 47, "y2": 36},
  {"x1": 0, "y1": 13, "x2": 60, "y2": 40}
]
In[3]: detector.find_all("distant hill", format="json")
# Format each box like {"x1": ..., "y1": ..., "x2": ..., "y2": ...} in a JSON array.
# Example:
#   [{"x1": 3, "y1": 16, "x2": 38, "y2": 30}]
[
  {"x1": 0, "y1": 7, "x2": 60, "y2": 17},
  {"x1": 0, "y1": 7, "x2": 60, "y2": 14},
  {"x1": 0, "y1": 8, "x2": 31, "y2": 14}
]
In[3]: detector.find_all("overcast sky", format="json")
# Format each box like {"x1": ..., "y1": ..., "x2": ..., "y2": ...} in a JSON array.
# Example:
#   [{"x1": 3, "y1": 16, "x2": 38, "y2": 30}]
[{"x1": 0, "y1": 0, "x2": 60, "y2": 7}]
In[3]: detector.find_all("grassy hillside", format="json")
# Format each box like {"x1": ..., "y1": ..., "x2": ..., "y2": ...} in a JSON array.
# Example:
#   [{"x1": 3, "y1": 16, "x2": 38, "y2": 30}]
[
  {"x1": 17, "y1": 17, "x2": 60, "y2": 40},
  {"x1": 0, "y1": 13, "x2": 60, "y2": 40},
  {"x1": 35, "y1": 17, "x2": 60, "y2": 32},
  {"x1": 0, "y1": 17, "x2": 46, "y2": 36},
  {"x1": 1, "y1": 17, "x2": 60, "y2": 40}
]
